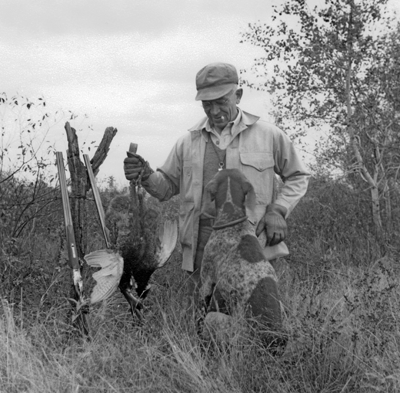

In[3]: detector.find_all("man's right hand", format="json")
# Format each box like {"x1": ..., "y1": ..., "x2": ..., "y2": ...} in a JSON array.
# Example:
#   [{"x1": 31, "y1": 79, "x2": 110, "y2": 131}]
[{"x1": 123, "y1": 152, "x2": 153, "y2": 182}]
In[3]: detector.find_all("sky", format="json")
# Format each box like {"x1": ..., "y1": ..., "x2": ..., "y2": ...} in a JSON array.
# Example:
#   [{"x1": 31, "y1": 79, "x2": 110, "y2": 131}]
[{"x1": 1, "y1": 0, "x2": 399, "y2": 186}]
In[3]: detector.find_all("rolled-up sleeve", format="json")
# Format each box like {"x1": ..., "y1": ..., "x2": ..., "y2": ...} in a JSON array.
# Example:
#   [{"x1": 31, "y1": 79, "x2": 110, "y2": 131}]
[{"x1": 272, "y1": 129, "x2": 311, "y2": 216}]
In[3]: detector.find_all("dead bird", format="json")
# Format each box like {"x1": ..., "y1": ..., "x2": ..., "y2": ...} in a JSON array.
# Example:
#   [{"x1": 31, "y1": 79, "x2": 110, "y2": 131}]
[
  {"x1": 85, "y1": 186, "x2": 177, "y2": 321},
  {"x1": 118, "y1": 190, "x2": 177, "y2": 320}
]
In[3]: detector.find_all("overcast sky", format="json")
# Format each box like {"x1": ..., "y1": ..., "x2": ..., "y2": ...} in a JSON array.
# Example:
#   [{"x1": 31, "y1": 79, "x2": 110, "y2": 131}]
[{"x1": 1, "y1": 0, "x2": 399, "y2": 185}]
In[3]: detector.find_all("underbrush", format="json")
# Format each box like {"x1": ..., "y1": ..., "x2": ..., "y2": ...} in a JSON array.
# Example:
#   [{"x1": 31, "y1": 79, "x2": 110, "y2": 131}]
[{"x1": 1, "y1": 250, "x2": 399, "y2": 393}]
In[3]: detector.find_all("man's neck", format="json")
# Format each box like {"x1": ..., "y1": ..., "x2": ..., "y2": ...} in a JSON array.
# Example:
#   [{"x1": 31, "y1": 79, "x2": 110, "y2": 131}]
[{"x1": 213, "y1": 108, "x2": 239, "y2": 134}]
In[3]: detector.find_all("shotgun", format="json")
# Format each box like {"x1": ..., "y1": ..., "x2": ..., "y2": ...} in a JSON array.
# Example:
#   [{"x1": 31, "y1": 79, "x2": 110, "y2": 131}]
[
  {"x1": 83, "y1": 154, "x2": 124, "y2": 305},
  {"x1": 56, "y1": 152, "x2": 89, "y2": 335}
]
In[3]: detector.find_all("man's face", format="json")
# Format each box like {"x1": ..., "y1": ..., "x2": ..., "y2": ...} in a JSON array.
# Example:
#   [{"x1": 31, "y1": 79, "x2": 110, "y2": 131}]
[{"x1": 202, "y1": 88, "x2": 243, "y2": 132}]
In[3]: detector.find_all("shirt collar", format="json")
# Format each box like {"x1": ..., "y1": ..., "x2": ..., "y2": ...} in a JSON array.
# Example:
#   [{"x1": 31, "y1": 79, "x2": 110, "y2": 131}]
[
  {"x1": 187, "y1": 108, "x2": 260, "y2": 133},
  {"x1": 204, "y1": 108, "x2": 242, "y2": 134}
]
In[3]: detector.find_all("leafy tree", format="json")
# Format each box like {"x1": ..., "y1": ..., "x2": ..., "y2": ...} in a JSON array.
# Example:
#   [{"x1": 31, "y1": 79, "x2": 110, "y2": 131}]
[{"x1": 240, "y1": 0, "x2": 400, "y2": 238}]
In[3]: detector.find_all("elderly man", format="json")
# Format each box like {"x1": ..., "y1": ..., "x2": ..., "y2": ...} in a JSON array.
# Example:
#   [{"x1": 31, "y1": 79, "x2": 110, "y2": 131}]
[{"x1": 124, "y1": 62, "x2": 310, "y2": 310}]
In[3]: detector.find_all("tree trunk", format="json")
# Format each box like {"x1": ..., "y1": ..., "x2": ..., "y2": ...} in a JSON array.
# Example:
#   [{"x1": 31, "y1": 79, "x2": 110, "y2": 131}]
[
  {"x1": 64, "y1": 122, "x2": 118, "y2": 256},
  {"x1": 345, "y1": 2, "x2": 383, "y2": 238},
  {"x1": 383, "y1": 178, "x2": 392, "y2": 233},
  {"x1": 370, "y1": 185, "x2": 383, "y2": 235}
]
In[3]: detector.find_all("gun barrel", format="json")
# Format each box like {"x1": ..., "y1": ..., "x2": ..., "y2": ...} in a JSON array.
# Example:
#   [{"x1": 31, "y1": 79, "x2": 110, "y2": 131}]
[
  {"x1": 56, "y1": 152, "x2": 80, "y2": 270},
  {"x1": 83, "y1": 154, "x2": 111, "y2": 249}
]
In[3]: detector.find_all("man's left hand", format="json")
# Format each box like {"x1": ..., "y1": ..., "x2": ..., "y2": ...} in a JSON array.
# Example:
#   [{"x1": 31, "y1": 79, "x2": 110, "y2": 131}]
[{"x1": 256, "y1": 204, "x2": 288, "y2": 247}]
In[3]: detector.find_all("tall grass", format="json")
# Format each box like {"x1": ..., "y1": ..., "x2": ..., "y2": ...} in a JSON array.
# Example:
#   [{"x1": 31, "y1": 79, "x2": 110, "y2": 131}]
[
  {"x1": 1, "y1": 251, "x2": 399, "y2": 393},
  {"x1": 1, "y1": 178, "x2": 400, "y2": 392}
]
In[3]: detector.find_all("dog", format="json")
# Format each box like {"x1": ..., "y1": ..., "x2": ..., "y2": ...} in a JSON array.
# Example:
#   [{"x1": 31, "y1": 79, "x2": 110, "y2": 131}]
[{"x1": 199, "y1": 169, "x2": 285, "y2": 350}]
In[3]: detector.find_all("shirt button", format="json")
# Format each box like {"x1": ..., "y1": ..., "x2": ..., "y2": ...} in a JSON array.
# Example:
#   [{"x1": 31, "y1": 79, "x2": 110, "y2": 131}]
[{"x1": 216, "y1": 140, "x2": 220, "y2": 145}]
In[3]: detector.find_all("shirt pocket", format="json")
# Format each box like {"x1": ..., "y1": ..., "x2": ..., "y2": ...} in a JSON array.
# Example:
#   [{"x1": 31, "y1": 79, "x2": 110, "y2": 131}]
[
  {"x1": 239, "y1": 152, "x2": 275, "y2": 204},
  {"x1": 239, "y1": 152, "x2": 274, "y2": 171}
]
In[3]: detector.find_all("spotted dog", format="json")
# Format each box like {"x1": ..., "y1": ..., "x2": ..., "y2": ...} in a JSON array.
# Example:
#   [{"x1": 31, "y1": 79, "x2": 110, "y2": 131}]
[{"x1": 199, "y1": 169, "x2": 285, "y2": 348}]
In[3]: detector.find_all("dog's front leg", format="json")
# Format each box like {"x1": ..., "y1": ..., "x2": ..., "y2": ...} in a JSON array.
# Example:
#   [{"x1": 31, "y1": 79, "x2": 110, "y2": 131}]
[
  {"x1": 199, "y1": 251, "x2": 216, "y2": 311},
  {"x1": 197, "y1": 275, "x2": 215, "y2": 338},
  {"x1": 199, "y1": 278, "x2": 215, "y2": 312}
]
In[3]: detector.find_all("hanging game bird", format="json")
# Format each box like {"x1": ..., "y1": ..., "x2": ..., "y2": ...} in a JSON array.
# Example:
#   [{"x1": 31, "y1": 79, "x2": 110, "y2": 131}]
[
  {"x1": 84, "y1": 249, "x2": 124, "y2": 304},
  {"x1": 84, "y1": 171, "x2": 178, "y2": 320}
]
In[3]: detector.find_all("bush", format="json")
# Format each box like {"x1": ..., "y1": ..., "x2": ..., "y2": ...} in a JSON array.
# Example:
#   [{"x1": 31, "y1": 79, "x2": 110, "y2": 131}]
[{"x1": 285, "y1": 176, "x2": 390, "y2": 274}]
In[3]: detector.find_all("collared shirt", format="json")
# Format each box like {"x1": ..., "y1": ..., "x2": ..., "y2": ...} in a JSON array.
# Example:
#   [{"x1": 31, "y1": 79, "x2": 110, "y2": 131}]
[
  {"x1": 142, "y1": 109, "x2": 311, "y2": 271},
  {"x1": 204, "y1": 109, "x2": 242, "y2": 150}
]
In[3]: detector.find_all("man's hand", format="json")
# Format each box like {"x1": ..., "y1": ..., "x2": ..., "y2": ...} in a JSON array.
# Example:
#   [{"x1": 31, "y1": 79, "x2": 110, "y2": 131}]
[
  {"x1": 123, "y1": 152, "x2": 153, "y2": 182},
  {"x1": 256, "y1": 203, "x2": 287, "y2": 247}
]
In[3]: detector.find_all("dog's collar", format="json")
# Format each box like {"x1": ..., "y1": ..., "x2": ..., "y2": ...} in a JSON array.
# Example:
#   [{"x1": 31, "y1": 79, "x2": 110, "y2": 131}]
[{"x1": 212, "y1": 216, "x2": 248, "y2": 230}]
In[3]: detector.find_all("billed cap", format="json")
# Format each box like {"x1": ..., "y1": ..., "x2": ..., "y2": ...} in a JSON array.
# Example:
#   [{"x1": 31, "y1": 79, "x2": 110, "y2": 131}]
[{"x1": 195, "y1": 62, "x2": 238, "y2": 101}]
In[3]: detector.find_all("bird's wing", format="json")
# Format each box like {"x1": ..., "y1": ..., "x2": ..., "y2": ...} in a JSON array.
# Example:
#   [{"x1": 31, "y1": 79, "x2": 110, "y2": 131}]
[
  {"x1": 84, "y1": 250, "x2": 124, "y2": 304},
  {"x1": 155, "y1": 220, "x2": 178, "y2": 268},
  {"x1": 84, "y1": 249, "x2": 118, "y2": 268}
]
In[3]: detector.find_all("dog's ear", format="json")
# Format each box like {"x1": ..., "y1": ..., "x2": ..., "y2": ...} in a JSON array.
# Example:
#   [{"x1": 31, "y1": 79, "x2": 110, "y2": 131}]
[
  {"x1": 205, "y1": 178, "x2": 218, "y2": 201},
  {"x1": 242, "y1": 179, "x2": 256, "y2": 210}
]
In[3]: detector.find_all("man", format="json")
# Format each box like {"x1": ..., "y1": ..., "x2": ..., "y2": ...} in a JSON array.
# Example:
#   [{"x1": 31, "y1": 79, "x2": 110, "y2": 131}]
[{"x1": 124, "y1": 62, "x2": 310, "y2": 308}]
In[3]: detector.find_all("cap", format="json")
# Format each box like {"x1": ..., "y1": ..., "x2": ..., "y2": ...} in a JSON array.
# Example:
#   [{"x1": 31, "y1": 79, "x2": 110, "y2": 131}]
[{"x1": 195, "y1": 62, "x2": 238, "y2": 101}]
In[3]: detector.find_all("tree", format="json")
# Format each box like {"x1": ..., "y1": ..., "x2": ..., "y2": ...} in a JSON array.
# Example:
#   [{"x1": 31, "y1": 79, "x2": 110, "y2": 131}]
[{"x1": 240, "y1": 0, "x2": 400, "y2": 238}]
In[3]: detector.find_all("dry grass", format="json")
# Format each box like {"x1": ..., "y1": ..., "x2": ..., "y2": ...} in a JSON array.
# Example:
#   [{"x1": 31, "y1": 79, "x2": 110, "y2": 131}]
[
  {"x1": 1, "y1": 252, "x2": 400, "y2": 393},
  {"x1": 1, "y1": 183, "x2": 400, "y2": 392}
]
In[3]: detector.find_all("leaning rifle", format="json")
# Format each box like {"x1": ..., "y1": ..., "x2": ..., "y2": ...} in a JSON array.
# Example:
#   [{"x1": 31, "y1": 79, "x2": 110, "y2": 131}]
[
  {"x1": 56, "y1": 152, "x2": 89, "y2": 336},
  {"x1": 83, "y1": 154, "x2": 111, "y2": 249}
]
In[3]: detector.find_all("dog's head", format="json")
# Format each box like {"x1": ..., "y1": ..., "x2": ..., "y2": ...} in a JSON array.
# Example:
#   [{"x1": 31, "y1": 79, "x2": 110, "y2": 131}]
[{"x1": 205, "y1": 169, "x2": 256, "y2": 216}]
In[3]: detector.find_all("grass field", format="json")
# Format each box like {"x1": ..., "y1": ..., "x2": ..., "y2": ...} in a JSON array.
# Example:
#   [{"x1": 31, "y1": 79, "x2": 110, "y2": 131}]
[
  {"x1": 1, "y1": 180, "x2": 400, "y2": 392},
  {"x1": 1, "y1": 243, "x2": 399, "y2": 393}
]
